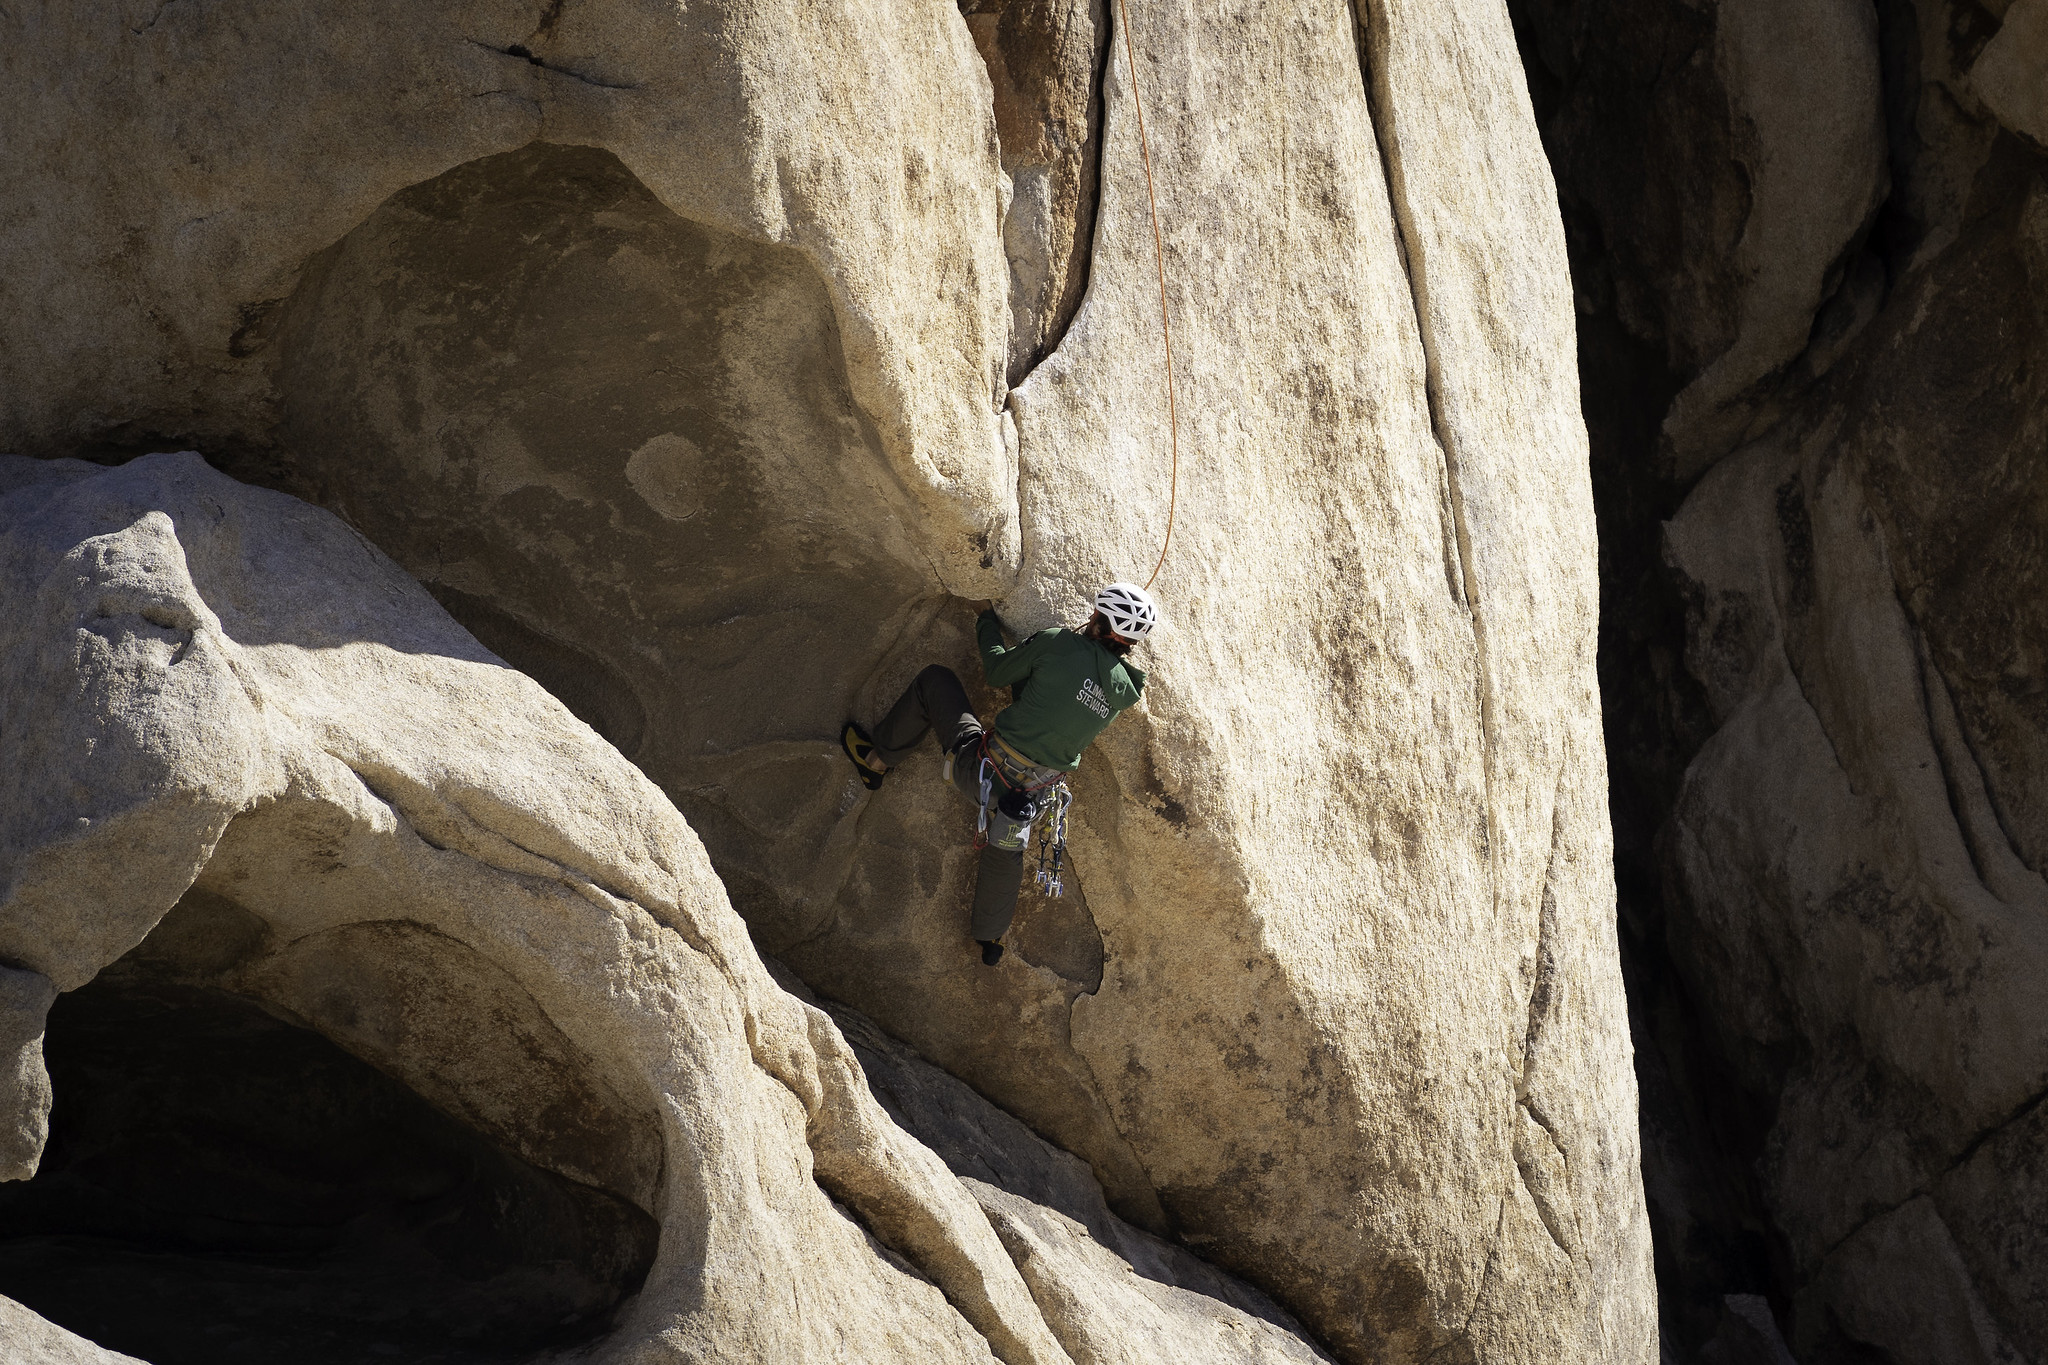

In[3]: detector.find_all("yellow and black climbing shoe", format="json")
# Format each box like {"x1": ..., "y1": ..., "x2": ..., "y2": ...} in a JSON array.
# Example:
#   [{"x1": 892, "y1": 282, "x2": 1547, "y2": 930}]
[
  {"x1": 842, "y1": 721, "x2": 888, "y2": 791},
  {"x1": 979, "y1": 940, "x2": 1005, "y2": 967}
]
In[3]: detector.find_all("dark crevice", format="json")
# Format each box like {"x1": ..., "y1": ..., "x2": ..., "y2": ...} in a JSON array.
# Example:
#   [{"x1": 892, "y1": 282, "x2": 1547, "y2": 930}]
[
  {"x1": 1051, "y1": 0, "x2": 1116, "y2": 377},
  {"x1": 466, "y1": 38, "x2": 639, "y2": 91},
  {"x1": 1503, "y1": 0, "x2": 1782, "y2": 1354},
  {"x1": 1807, "y1": 1079, "x2": 2048, "y2": 1277},
  {"x1": 964, "y1": 0, "x2": 1112, "y2": 387}
]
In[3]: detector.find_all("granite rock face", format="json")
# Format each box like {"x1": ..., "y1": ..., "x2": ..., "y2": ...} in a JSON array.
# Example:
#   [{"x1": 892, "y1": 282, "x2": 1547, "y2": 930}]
[
  {"x1": 0, "y1": 2, "x2": 1651, "y2": 1362},
  {"x1": 0, "y1": 1297, "x2": 144, "y2": 1365},
  {"x1": 816, "y1": 985, "x2": 1336, "y2": 1365},
  {"x1": 0, "y1": 452, "x2": 1068, "y2": 1365},
  {"x1": 0, "y1": 967, "x2": 56, "y2": 1183},
  {"x1": 1512, "y1": 0, "x2": 2048, "y2": 1359},
  {"x1": 0, "y1": 452, "x2": 1336, "y2": 1364}
]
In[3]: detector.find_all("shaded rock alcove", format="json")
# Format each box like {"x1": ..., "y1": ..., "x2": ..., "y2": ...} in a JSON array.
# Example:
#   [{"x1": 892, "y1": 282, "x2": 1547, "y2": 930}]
[
  {"x1": 0, "y1": 452, "x2": 1080, "y2": 1365},
  {"x1": 224, "y1": 138, "x2": 1152, "y2": 1232},
  {"x1": 0, "y1": 973, "x2": 656, "y2": 1365},
  {"x1": 244, "y1": 140, "x2": 955, "y2": 945}
]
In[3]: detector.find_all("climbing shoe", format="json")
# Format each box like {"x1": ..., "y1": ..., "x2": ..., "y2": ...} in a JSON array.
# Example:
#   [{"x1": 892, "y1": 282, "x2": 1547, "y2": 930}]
[
  {"x1": 979, "y1": 940, "x2": 1005, "y2": 967},
  {"x1": 841, "y1": 721, "x2": 888, "y2": 791}
]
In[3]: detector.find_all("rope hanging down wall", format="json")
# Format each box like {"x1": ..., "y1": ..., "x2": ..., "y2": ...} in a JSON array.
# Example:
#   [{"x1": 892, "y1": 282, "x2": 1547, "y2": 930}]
[{"x1": 1114, "y1": 0, "x2": 1181, "y2": 593}]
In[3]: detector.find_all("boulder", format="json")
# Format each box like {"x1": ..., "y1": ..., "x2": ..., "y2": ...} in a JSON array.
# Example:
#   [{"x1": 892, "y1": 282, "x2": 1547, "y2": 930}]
[
  {"x1": 0, "y1": 451, "x2": 1341, "y2": 1365},
  {"x1": 0, "y1": 0, "x2": 1018, "y2": 597},
  {"x1": 974, "y1": 0, "x2": 1654, "y2": 1356},
  {"x1": 0, "y1": 2, "x2": 1653, "y2": 1361},
  {"x1": 1659, "y1": 173, "x2": 2048, "y2": 1361},
  {"x1": 0, "y1": 452, "x2": 1065, "y2": 1365}
]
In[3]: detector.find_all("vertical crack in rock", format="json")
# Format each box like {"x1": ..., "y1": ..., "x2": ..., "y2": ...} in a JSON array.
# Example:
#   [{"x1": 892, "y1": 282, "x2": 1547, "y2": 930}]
[
  {"x1": 1067, "y1": 0, "x2": 1116, "y2": 355},
  {"x1": 1351, "y1": 0, "x2": 1499, "y2": 891},
  {"x1": 986, "y1": 0, "x2": 1117, "y2": 397},
  {"x1": 1512, "y1": 783, "x2": 1579, "y2": 1261},
  {"x1": 961, "y1": 0, "x2": 1112, "y2": 386},
  {"x1": 1350, "y1": 0, "x2": 1471, "y2": 621},
  {"x1": 1517, "y1": 777, "x2": 1567, "y2": 1075},
  {"x1": 1454, "y1": 1196, "x2": 1509, "y2": 1347},
  {"x1": 1914, "y1": 618, "x2": 2048, "y2": 910}
]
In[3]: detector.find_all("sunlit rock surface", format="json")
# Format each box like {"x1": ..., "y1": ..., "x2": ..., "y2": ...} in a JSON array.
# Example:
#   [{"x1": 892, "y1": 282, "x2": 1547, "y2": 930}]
[
  {"x1": 0, "y1": 2, "x2": 1650, "y2": 1361},
  {"x1": 0, "y1": 453, "x2": 1338, "y2": 1364}
]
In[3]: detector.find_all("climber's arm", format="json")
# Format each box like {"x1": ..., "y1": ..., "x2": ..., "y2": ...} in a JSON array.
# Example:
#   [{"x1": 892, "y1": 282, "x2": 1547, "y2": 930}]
[{"x1": 978, "y1": 610, "x2": 1050, "y2": 689}]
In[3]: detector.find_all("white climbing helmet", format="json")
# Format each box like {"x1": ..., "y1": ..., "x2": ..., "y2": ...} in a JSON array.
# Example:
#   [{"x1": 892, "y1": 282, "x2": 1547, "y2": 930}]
[{"x1": 1093, "y1": 582, "x2": 1160, "y2": 640}]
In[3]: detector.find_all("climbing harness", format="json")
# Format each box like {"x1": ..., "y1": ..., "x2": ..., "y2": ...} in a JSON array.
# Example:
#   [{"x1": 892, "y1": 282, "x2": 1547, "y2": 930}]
[
  {"x1": 963, "y1": 731, "x2": 1069, "y2": 878},
  {"x1": 1032, "y1": 785, "x2": 1076, "y2": 898},
  {"x1": 1115, "y1": 0, "x2": 1181, "y2": 592}
]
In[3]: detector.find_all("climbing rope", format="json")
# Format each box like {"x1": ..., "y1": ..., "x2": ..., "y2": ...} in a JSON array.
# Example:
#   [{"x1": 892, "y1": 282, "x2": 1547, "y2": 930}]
[{"x1": 1114, "y1": 0, "x2": 1180, "y2": 593}]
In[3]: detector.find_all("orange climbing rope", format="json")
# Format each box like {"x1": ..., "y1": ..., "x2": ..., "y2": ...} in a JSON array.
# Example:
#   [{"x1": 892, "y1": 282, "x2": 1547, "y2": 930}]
[{"x1": 1114, "y1": 0, "x2": 1180, "y2": 593}]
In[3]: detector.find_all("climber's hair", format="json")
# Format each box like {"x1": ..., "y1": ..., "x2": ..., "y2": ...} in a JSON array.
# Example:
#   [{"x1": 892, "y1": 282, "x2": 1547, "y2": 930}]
[{"x1": 1082, "y1": 612, "x2": 1134, "y2": 656}]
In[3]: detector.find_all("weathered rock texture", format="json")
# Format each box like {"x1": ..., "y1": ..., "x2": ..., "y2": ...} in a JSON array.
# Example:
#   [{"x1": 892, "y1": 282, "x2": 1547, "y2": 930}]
[
  {"x1": 810, "y1": 978, "x2": 1335, "y2": 1365},
  {"x1": 0, "y1": 2, "x2": 1652, "y2": 1362},
  {"x1": 0, "y1": 967, "x2": 56, "y2": 1182},
  {"x1": 0, "y1": 452, "x2": 1332, "y2": 1364},
  {"x1": 0, "y1": 1296, "x2": 144, "y2": 1365},
  {"x1": 0, "y1": 0, "x2": 1018, "y2": 597},
  {"x1": 1511, "y1": 0, "x2": 2048, "y2": 1359},
  {"x1": 960, "y1": 0, "x2": 1107, "y2": 383},
  {"x1": 0, "y1": 452, "x2": 1068, "y2": 1364}
]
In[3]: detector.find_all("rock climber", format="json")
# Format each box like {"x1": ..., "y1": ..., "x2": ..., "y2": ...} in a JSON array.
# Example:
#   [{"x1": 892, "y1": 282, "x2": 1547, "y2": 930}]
[{"x1": 841, "y1": 583, "x2": 1159, "y2": 966}]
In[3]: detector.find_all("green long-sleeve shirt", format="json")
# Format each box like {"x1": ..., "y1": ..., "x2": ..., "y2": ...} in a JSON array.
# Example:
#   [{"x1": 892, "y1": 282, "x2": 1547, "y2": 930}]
[{"x1": 978, "y1": 610, "x2": 1146, "y2": 771}]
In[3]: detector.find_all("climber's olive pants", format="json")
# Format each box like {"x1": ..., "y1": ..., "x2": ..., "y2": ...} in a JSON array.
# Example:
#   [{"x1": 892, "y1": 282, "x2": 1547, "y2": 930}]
[{"x1": 871, "y1": 665, "x2": 1059, "y2": 942}]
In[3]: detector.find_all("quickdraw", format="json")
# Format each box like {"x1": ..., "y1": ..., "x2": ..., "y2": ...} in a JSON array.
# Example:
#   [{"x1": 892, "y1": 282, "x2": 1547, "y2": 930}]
[
  {"x1": 1032, "y1": 785, "x2": 1075, "y2": 898},
  {"x1": 974, "y1": 749, "x2": 994, "y2": 844}
]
